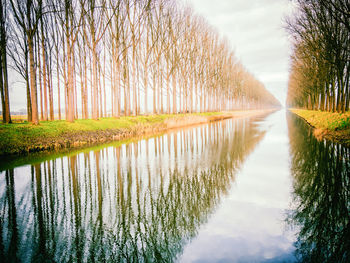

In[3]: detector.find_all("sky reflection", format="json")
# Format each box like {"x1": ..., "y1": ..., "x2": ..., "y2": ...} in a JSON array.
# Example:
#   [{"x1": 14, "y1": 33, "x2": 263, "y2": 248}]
[{"x1": 178, "y1": 111, "x2": 296, "y2": 263}]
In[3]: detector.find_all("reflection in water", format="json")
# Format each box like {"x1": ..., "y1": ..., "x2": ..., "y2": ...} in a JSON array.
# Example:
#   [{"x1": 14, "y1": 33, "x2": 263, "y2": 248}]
[
  {"x1": 0, "y1": 117, "x2": 266, "y2": 262},
  {"x1": 287, "y1": 112, "x2": 350, "y2": 263}
]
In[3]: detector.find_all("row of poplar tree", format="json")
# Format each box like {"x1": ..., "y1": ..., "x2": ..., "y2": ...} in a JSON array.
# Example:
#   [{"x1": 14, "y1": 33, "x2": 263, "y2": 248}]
[
  {"x1": 0, "y1": 0, "x2": 280, "y2": 124},
  {"x1": 286, "y1": 0, "x2": 350, "y2": 112}
]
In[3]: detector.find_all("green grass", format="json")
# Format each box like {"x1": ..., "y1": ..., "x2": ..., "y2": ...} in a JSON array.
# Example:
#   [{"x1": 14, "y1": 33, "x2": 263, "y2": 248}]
[
  {"x1": 1, "y1": 112, "x2": 221, "y2": 133},
  {"x1": 290, "y1": 109, "x2": 350, "y2": 131},
  {"x1": 0, "y1": 112, "x2": 223, "y2": 155}
]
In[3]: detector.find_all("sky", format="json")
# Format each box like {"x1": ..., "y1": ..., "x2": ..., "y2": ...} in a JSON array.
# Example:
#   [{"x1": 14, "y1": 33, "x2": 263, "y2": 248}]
[{"x1": 186, "y1": 0, "x2": 295, "y2": 106}]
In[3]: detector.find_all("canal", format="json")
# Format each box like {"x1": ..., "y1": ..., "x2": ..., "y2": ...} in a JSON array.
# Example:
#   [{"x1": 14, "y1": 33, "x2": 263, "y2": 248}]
[{"x1": 0, "y1": 110, "x2": 349, "y2": 262}]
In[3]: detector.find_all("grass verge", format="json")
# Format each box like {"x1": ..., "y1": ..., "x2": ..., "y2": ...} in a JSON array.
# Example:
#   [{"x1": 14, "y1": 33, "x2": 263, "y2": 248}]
[
  {"x1": 290, "y1": 109, "x2": 350, "y2": 146},
  {"x1": 0, "y1": 112, "x2": 225, "y2": 156}
]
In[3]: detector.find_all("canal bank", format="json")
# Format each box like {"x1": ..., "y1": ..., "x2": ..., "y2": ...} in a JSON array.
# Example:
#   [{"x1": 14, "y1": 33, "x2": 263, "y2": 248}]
[
  {"x1": 0, "y1": 110, "x2": 274, "y2": 156},
  {"x1": 290, "y1": 109, "x2": 350, "y2": 147}
]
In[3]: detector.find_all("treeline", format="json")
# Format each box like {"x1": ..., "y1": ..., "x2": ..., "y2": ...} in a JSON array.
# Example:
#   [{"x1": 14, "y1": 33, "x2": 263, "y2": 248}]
[
  {"x1": 286, "y1": 0, "x2": 350, "y2": 112},
  {"x1": 0, "y1": 0, "x2": 280, "y2": 124}
]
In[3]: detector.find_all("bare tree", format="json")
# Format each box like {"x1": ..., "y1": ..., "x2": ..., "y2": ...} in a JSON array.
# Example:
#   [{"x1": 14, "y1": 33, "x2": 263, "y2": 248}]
[
  {"x1": 3, "y1": 0, "x2": 280, "y2": 125},
  {"x1": 10, "y1": 0, "x2": 44, "y2": 125},
  {"x1": 0, "y1": 0, "x2": 11, "y2": 123},
  {"x1": 286, "y1": 0, "x2": 349, "y2": 112}
]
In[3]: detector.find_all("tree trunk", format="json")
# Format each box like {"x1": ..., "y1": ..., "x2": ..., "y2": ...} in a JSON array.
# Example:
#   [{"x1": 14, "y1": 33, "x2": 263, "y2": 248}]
[
  {"x1": 0, "y1": 0, "x2": 11, "y2": 123},
  {"x1": 92, "y1": 42, "x2": 99, "y2": 120},
  {"x1": 345, "y1": 74, "x2": 350, "y2": 111},
  {"x1": 153, "y1": 72, "x2": 156, "y2": 114},
  {"x1": 66, "y1": 28, "x2": 74, "y2": 123},
  {"x1": 103, "y1": 47, "x2": 107, "y2": 117},
  {"x1": 331, "y1": 81, "x2": 336, "y2": 112},
  {"x1": 166, "y1": 74, "x2": 170, "y2": 114},
  {"x1": 41, "y1": 21, "x2": 48, "y2": 121},
  {"x1": 336, "y1": 78, "x2": 342, "y2": 112},
  {"x1": 144, "y1": 64, "x2": 148, "y2": 115},
  {"x1": 37, "y1": 34, "x2": 44, "y2": 120},
  {"x1": 28, "y1": 33, "x2": 39, "y2": 125},
  {"x1": 79, "y1": 47, "x2": 85, "y2": 119},
  {"x1": 72, "y1": 47, "x2": 78, "y2": 119},
  {"x1": 132, "y1": 45, "x2": 137, "y2": 116},
  {"x1": 157, "y1": 58, "x2": 161, "y2": 114},
  {"x1": 48, "y1": 66, "x2": 54, "y2": 120},
  {"x1": 160, "y1": 68, "x2": 163, "y2": 114},
  {"x1": 320, "y1": 84, "x2": 325, "y2": 111},
  {"x1": 172, "y1": 74, "x2": 176, "y2": 114},
  {"x1": 56, "y1": 48, "x2": 61, "y2": 120},
  {"x1": 26, "y1": 72, "x2": 32, "y2": 122},
  {"x1": 98, "y1": 63, "x2": 103, "y2": 118},
  {"x1": 83, "y1": 47, "x2": 88, "y2": 119},
  {"x1": 23, "y1": 38, "x2": 32, "y2": 122},
  {"x1": 115, "y1": 57, "x2": 120, "y2": 118}
]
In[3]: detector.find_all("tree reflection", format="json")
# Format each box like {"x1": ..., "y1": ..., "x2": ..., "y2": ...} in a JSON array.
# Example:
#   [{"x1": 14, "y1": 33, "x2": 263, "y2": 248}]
[
  {"x1": 0, "y1": 117, "x2": 266, "y2": 262},
  {"x1": 287, "y1": 112, "x2": 350, "y2": 263}
]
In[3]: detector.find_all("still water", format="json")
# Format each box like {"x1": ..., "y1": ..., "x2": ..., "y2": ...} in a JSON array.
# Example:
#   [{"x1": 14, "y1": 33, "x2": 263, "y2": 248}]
[{"x1": 0, "y1": 110, "x2": 349, "y2": 262}]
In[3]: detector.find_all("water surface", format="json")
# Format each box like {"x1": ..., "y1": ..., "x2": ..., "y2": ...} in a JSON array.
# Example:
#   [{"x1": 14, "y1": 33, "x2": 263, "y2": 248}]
[{"x1": 1, "y1": 110, "x2": 349, "y2": 262}]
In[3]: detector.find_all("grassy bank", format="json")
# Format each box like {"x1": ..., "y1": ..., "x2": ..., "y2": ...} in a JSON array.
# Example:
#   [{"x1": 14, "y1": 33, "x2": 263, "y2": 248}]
[
  {"x1": 290, "y1": 109, "x2": 350, "y2": 146},
  {"x1": 0, "y1": 111, "x2": 269, "y2": 156}
]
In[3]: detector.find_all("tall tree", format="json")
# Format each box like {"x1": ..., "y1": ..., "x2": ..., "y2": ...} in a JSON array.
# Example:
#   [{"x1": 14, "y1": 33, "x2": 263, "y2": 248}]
[
  {"x1": 0, "y1": 0, "x2": 11, "y2": 123},
  {"x1": 7, "y1": 21, "x2": 32, "y2": 122},
  {"x1": 10, "y1": 0, "x2": 42, "y2": 125}
]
